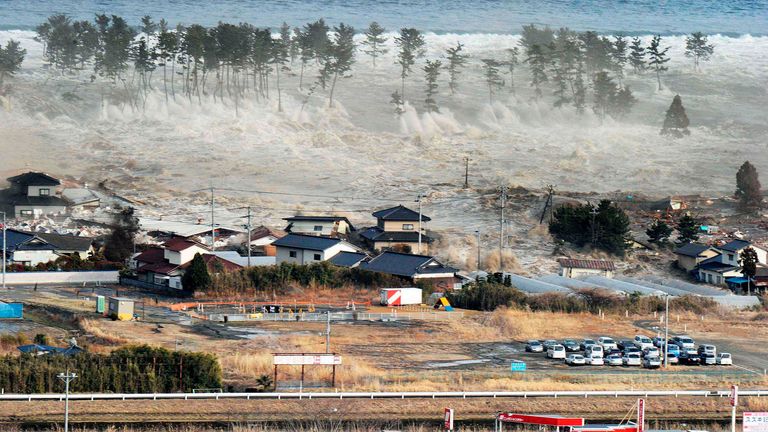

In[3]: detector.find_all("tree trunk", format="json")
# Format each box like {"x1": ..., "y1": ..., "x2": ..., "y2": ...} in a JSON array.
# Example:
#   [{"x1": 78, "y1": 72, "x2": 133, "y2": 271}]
[
  {"x1": 276, "y1": 64, "x2": 282, "y2": 112},
  {"x1": 163, "y1": 62, "x2": 168, "y2": 104},
  {"x1": 299, "y1": 62, "x2": 304, "y2": 90},
  {"x1": 656, "y1": 69, "x2": 662, "y2": 91},
  {"x1": 328, "y1": 71, "x2": 338, "y2": 107}
]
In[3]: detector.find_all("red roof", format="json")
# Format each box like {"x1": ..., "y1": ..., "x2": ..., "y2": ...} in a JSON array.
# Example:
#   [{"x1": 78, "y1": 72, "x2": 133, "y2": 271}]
[
  {"x1": 134, "y1": 247, "x2": 165, "y2": 265},
  {"x1": 138, "y1": 262, "x2": 181, "y2": 275},
  {"x1": 249, "y1": 226, "x2": 285, "y2": 242},
  {"x1": 497, "y1": 414, "x2": 585, "y2": 427},
  {"x1": 164, "y1": 237, "x2": 209, "y2": 252},
  {"x1": 178, "y1": 254, "x2": 242, "y2": 273},
  {"x1": 557, "y1": 258, "x2": 616, "y2": 271}
]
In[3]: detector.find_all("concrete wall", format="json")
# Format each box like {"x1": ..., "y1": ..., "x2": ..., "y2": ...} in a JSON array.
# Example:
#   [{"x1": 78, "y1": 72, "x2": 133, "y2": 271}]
[
  {"x1": 1, "y1": 271, "x2": 119, "y2": 285},
  {"x1": 561, "y1": 267, "x2": 613, "y2": 279}
]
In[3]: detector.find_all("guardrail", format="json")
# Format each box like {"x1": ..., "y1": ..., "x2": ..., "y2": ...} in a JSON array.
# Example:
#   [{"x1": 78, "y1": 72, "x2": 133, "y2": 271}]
[
  {"x1": 1, "y1": 389, "x2": 765, "y2": 402},
  {"x1": 208, "y1": 311, "x2": 464, "y2": 322}
]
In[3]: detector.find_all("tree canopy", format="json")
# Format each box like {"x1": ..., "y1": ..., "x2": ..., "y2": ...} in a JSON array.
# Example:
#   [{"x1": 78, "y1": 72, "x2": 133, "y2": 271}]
[
  {"x1": 549, "y1": 200, "x2": 632, "y2": 256},
  {"x1": 661, "y1": 95, "x2": 690, "y2": 137},
  {"x1": 735, "y1": 161, "x2": 763, "y2": 210},
  {"x1": 182, "y1": 253, "x2": 212, "y2": 292}
]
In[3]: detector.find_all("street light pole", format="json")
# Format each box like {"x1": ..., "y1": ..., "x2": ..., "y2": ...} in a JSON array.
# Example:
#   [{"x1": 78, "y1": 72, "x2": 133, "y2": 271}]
[
  {"x1": 475, "y1": 230, "x2": 481, "y2": 272},
  {"x1": 1, "y1": 211, "x2": 6, "y2": 290},
  {"x1": 57, "y1": 369, "x2": 78, "y2": 432},
  {"x1": 664, "y1": 294, "x2": 670, "y2": 368}
]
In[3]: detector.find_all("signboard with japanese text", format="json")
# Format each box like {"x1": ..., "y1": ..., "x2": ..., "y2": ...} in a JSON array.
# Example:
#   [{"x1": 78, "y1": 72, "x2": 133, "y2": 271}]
[{"x1": 744, "y1": 412, "x2": 768, "y2": 432}]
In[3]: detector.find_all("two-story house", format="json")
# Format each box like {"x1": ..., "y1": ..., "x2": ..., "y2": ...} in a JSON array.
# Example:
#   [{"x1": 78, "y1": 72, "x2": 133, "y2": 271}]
[
  {"x1": 273, "y1": 233, "x2": 360, "y2": 265},
  {"x1": 695, "y1": 239, "x2": 768, "y2": 286},
  {"x1": 360, "y1": 205, "x2": 433, "y2": 253},
  {"x1": 283, "y1": 215, "x2": 354, "y2": 238},
  {"x1": 0, "y1": 172, "x2": 68, "y2": 218}
]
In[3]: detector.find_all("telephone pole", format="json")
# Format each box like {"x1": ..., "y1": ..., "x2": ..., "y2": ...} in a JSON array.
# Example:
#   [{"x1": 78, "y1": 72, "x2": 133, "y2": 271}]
[
  {"x1": 417, "y1": 194, "x2": 423, "y2": 254},
  {"x1": 499, "y1": 186, "x2": 507, "y2": 266},
  {"x1": 326, "y1": 311, "x2": 331, "y2": 354},
  {"x1": 57, "y1": 369, "x2": 78, "y2": 432},
  {"x1": 464, "y1": 157, "x2": 470, "y2": 189},
  {"x1": 210, "y1": 185, "x2": 216, "y2": 251},
  {"x1": 241, "y1": 206, "x2": 252, "y2": 267},
  {"x1": 1, "y1": 211, "x2": 6, "y2": 290},
  {"x1": 475, "y1": 230, "x2": 481, "y2": 272}
]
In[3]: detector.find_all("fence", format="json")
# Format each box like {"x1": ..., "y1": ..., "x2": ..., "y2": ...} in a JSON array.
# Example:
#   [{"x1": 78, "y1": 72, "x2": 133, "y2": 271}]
[
  {"x1": 1, "y1": 271, "x2": 119, "y2": 285},
  {"x1": 208, "y1": 311, "x2": 464, "y2": 322}
]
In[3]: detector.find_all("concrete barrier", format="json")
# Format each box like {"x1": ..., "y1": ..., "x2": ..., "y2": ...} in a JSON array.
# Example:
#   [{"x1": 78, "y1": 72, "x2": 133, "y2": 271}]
[{"x1": 1, "y1": 271, "x2": 119, "y2": 285}]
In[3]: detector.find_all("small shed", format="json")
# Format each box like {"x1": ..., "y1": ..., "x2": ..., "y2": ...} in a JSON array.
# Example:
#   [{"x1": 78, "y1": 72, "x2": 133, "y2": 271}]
[
  {"x1": 108, "y1": 297, "x2": 135, "y2": 321},
  {"x1": 558, "y1": 258, "x2": 615, "y2": 279}
]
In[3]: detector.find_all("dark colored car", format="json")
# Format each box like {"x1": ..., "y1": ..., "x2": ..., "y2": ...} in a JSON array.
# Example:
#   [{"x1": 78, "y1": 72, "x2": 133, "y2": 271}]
[
  {"x1": 563, "y1": 339, "x2": 581, "y2": 352},
  {"x1": 678, "y1": 351, "x2": 701, "y2": 365},
  {"x1": 617, "y1": 339, "x2": 634, "y2": 350}
]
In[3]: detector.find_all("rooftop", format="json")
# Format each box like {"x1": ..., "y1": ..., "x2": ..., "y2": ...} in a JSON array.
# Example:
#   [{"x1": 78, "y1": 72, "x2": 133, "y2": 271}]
[
  {"x1": 557, "y1": 258, "x2": 616, "y2": 271},
  {"x1": 35, "y1": 232, "x2": 93, "y2": 251},
  {"x1": 328, "y1": 251, "x2": 369, "y2": 268},
  {"x1": 7, "y1": 172, "x2": 60, "y2": 186},
  {"x1": 361, "y1": 251, "x2": 455, "y2": 278},
  {"x1": 719, "y1": 239, "x2": 752, "y2": 252},
  {"x1": 163, "y1": 237, "x2": 210, "y2": 252},
  {"x1": 360, "y1": 227, "x2": 434, "y2": 243},
  {"x1": 674, "y1": 243, "x2": 714, "y2": 257},
  {"x1": 272, "y1": 233, "x2": 344, "y2": 251},
  {"x1": 372, "y1": 205, "x2": 430, "y2": 222}
]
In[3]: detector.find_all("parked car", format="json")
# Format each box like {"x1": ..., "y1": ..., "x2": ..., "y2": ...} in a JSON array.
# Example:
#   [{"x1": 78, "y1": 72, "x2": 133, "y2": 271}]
[
  {"x1": 623, "y1": 353, "x2": 642, "y2": 366},
  {"x1": 697, "y1": 344, "x2": 716, "y2": 356},
  {"x1": 587, "y1": 355, "x2": 604, "y2": 366},
  {"x1": 652, "y1": 337, "x2": 666, "y2": 348},
  {"x1": 666, "y1": 344, "x2": 681, "y2": 356},
  {"x1": 598, "y1": 337, "x2": 618, "y2": 351},
  {"x1": 547, "y1": 344, "x2": 566, "y2": 359},
  {"x1": 585, "y1": 344, "x2": 604, "y2": 358},
  {"x1": 666, "y1": 353, "x2": 679, "y2": 365},
  {"x1": 580, "y1": 339, "x2": 597, "y2": 351},
  {"x1": 678, "y1": 351, "x2": 701, "y2": 365},
  {"x1": 700, "y1": 353, "x2": 717, "y2": 366},
  {"x1": 633, "y1": 335, "x2": 654, "y2": 350},
  {"x1": 642, "y1": 347, "x2": 660, "y2": 358},
  {"x1": 606, "y1": 354, "x2": 624, "y2": 366},
  {"x1": 672, "y1": 336, "x2": 695, "y2": 350},
  {"x1": 563, "y1": 339, "x2": 581, "y2": 352},
  {"x1": 623, "y1": 346, "x2": 640, "y2": 355},
  {"x1": 608, "y1": 348, "x2": 623, "y2": 356},
  {"x1": 643, "y1": 356, "x2": 662, "y2": 369},
  {"x1": 526, "y1": 340, "x2": 544, "y2": 353},
  {"x1": 617, "y1": 339, "x2": 633, "y2": 350},
  {"x1": 566, "y1": 354, "x2": 586, "y2": 366},
  {"x1": 717, "y1": 353, "x2": 733, "y2": 366},
  {"x1": 543, "y1": 339, "x2": 558, "y2": 350}
]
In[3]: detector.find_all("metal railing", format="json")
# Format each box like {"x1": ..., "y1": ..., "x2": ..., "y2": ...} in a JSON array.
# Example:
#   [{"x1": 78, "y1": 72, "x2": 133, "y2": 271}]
[
  {"x1": 1, "y1": 389, "x2": 765, "y2": 402},
  {"x1": 208, "y1": 311, "x2": 463, "y2": 322}
]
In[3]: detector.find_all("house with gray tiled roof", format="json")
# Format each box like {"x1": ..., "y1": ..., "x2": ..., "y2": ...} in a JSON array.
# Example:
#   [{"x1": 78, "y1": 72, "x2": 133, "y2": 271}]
[
  {"x1": 0, "y1": 172, "x2": 68, "y2": 218},
  {"x1": 361, "y1": 205, "x2": 433, "y2": 253}
]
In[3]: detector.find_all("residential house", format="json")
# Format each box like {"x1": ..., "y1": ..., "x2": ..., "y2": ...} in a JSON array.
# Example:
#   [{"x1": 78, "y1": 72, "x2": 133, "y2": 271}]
[
  {"x1": 360, "y1": 251, "x2": 458, "y2": 289},
  {"x1": 139, "y1": 218, "x2": 246, "y2": 248},
  {"x1": 694, "y1": 239, "x2": 768, "y2": 286},
  {"x1": 360, "y1": 205, "x2": 432, "y2": 253},
  {"x1": 283, "y1": 215, "x2": 354, "y2": 238},
  {"x1": 247, "y1": 225, "x2": 285, "y2": 256},
  {"x1": 62, "y1": 188, "x2": 101, "y2": 209},
  {"x1": 2, "y1": 229, "x2": 93, "y2": 267},
  {"x1": 273, "y1": 233, "x2": 359, "y2": 265},
  {"x1": 674, "y1": 243, "x2": 720, "y2": 273},
  {"x1": 716, "y1": 239, "x2": 767, "y2": 267},
  {"x1": 328, "y1": 251, "x2": 369, "y2": 268},
  {"x1": 558, "y1": 258, "x2": 615, "y2": 279},
  {"x1": 0, "y1": 172, "x2": 68, "y2": 218},
  {"x1": 133, "y1": 238, "x2": 241, "y2": 289}
]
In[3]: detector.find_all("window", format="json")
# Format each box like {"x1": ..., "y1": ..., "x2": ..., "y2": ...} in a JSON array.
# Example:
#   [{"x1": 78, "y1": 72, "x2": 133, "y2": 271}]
[
  {"x1": 20, "y1": 210, "x2": 33, "y2": 216},
  {"x1": 289, "y1": 251, "x2": 297, "y2": 258},
  {"x1": 39, "y1": 188, "x2": 50, "y2": 196},
  {"x1": 313, "y1": 225, "x2": 323, "y2": 232},
  {"x1": 728, "y1": 254, "x2": 734, "y2": 261},
  {"x1": 313, "y1": 253, "x2": 321, "y2": 261},
  {"x1": 716, "y1": 276, "x2": 722, "y2": 284},
  {"x1": 402, "y1": 224, "x2": 414, "y2": 230}
]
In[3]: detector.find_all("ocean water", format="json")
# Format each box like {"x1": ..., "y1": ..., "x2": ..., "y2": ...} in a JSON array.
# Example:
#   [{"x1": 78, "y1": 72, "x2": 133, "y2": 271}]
[{"x1": 0, "y1": 0, "x2": 766, "y2": 35}]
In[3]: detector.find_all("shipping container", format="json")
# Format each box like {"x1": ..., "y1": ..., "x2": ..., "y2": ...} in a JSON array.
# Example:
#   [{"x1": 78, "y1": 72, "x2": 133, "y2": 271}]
[{"x1": 380, "y1": 288, "x2": 422, "y2": 306}]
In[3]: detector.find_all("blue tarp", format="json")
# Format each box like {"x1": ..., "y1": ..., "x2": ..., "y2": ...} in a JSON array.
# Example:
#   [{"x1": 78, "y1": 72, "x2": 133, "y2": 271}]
[
  {"x1": 17, "y1": 344, "x2": 84, "y2": 356},
  {"x1": 0, "y1": 302, "x2": 23, "y2": 319},
  {"x1": 726, "y1": 277, "x2": 750, "y2": 284}
]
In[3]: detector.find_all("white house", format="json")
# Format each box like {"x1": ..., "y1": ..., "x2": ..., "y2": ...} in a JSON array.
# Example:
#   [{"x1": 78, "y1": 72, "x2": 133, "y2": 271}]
[
  {"x1": 558, "y1": 258, "x2": 615, "y2": 279},
  {"x1": 0, "y1": 172, "x2": 68, "y2": 218},
  {"x1": 273, "y1": 233, "x2": 359, "y2": 265},
  {"x1": 283, "y1": 216, "x2": 354, "y2": 238},
  {"x1": 716, "y1": 239, "x2": 767, "y2": 267},
  {"x1": 162, "y1": 238, "x2": 210, "y2": 265}
]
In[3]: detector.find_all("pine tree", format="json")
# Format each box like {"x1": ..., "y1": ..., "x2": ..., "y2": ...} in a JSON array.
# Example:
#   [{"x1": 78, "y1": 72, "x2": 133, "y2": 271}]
[
  {"x1": 361, "y1": 22, "x2": 388, "y2": 68},
  {"x1": 611, "y1": 35, "x2": 628, "y2": 83},
  {"x1": 104, "y1": 207, "x2": 139, "y2": 263},
  {"x1": 735, "y1": 161, "x2": 763, "y2": 209},
  {"x1": 572, "y1": 60, "x2": 586, "y2": 114},
  {"x1": 549, "y1": 200, "x2": 632, "y2": 256},
  {"x1": 444, "y1": 42, "x2": 468, "y2": 95},
  {"x1": 611, "y1": 85, "x2": 637, "y2": 119},
  {"x1": 394, "y1": 28, "x2": 426, "y2": 100},
  {"x1": 181, "y1": 253, "x2": 212, "y2": 293},
  {"x1": 505, "y1": 47, "x2": 519, "y2": 94},
  {"x1": 661, "y1": 95, "x2": 690, "y2": 137},
  {"x1": 157, "y1": 21, "x2": 178, "y2": 102},
  {"x1": 324, "y1": 23, "x2": 355, "y2": 107},
  {"x1": 740, "y1": 247, "x2": 758, "y2": 294},
  {"x1": 646, "y1": 220, "x2": 673, "y2": 244},
  {"x1": 481, "y1": 59, "x2": 504, "y2": 104},
  {"x1": 676, "y1": 214, "x2": 700, "y2": 244},
  {"x1": 646, "y1": 35, "x2": 670, "y2": 90},
  {"x1": 0, "y1": 39, "x2": 26, "y2": 85},
  {"x1": 685, "y1": 32, "x2": 715, "y2": 71},
  {"x1": 271, "y1": 31, "x2": 290, "y2": 112},
  {"x1": 423, "y1": 59, "x2": 441, "y2": 112},
  {"x1": 390, "y1": 90, "x2": 404, "y2": 115},
  {"x1": 525, "y1": 44, "x2": 548, "y2": 98},
  {"x1": 628, "y1": 37, "x2": 646, "y2": 73}
]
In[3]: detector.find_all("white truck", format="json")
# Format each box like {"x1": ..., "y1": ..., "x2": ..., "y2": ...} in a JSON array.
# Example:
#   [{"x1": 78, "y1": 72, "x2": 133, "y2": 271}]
[{"x1": 380, "y1": 288, "x2": 423, "y2": 306}]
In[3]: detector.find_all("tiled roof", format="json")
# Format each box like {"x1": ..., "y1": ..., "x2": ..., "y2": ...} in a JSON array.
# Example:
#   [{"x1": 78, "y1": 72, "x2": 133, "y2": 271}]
[
  {"x1": 719, "y1": 239, "x2": 752, "y2": 252},
  {"x1": 557, "y1": 258, "x2": 616, "y2": 271},
  {"x1": 328, "y1": 251, "x2": 368, "y2": 268},
  {"x1": 35, "y1": 232, "x2": 92, "y2": 251},
  {"x1": 674, "y1": 243, "x2": 713, "y2": 257},
  {"x1": 134, "y1": 247, "x2": 165, "y2": 264},
  {"x1": 360, "y1": 251, "x2": 455, "y2": 278},
  {"x1": 7, "y1": 172, "x2": 60, "y2": 186},
  {"x1": 249, "y1": 226, "x2": 285, "y2": 241},
  {"x1": 163, "y1": 237, "x2": 209, "y2": 252},
  {"x1": 360, "y1": 227, "x2": 433, "y2": 244},
  {"x1": 371, "y1": 205, "x2": 430, "y2": 222},
  {"x1": 138, "y1": 262, "x2": 181, "y2": 275},
  {"x1": 273, "y1": 233, "x2": 343, "y2": 251}
]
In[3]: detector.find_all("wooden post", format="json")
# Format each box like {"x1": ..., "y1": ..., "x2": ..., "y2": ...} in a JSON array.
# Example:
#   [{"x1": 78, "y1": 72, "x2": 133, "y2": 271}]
[
  {"x1": 273, "y1": 365, "x2": 278, "y2": 391},
  {"x1": 332, "y1": 364, "x2": 336, "y2": 387},
  {"x1": 300, "y1": 364, "x2": 305, "y2": 390}
]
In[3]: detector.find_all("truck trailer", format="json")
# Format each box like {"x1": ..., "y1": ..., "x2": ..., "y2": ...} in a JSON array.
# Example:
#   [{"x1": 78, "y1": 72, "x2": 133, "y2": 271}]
[{"x1": 380, "y1": 288, "x2": 423, "y2": 306}]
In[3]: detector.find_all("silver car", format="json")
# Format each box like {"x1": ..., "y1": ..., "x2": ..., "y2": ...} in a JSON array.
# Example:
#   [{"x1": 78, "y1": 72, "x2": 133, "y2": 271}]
[{"x1": 623, "y1": 353, "x2": 642, "y2": 366}]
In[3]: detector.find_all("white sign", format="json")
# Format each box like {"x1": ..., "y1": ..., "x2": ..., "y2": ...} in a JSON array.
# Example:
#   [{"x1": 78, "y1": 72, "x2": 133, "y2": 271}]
[
  {"x1": 273, "y1": 354, "x2": 342, "y2": 365},
  {"x1": 731, "y1": 385, "x2": 739, "y2": 407},
  {"x1": 744, "y1": 412, "x2": 768, "y2": 432},
  {"x1": 637, "y1": 398, "x2": 645, "y2": 432}
]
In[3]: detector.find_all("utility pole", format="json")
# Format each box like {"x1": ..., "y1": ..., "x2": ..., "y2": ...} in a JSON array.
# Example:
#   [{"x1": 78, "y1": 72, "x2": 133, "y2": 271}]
[
  {"x1": 57, "y1": 369, "x2": 77, "y2": 432},
  {"x1": 244, "y1": 206, "x2": 252, "y2": 268},
  {"x1": 590, "y1": 205, "x2": 598, "y2": 247},
  {"x1": 1, "y1": 211, "x2": 6, "y2": 290},
  {"x1": 464, "y1": 157, "x2": 470, "y2": 189},
  {"x1": 210, "y1": 186, "x2": 216, "y2": 251},
  {"x1": 417, "y1": 194, "x2": 423, "y2": 254},
  {"x1": 475, "y1": 230, "x2": 481, "y2": 273},
  {"x1": 663, "y1": 294, "x2": 669, "y2": 368},
  {"x1": 499, "y1": 186, "x2": 507, "y2": 266},
  {"x1": 325, "y1": 311, "x2": 331, "y2": 354}
]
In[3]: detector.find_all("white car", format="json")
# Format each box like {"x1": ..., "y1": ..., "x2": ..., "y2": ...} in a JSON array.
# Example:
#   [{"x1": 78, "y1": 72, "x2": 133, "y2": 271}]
[
  {"x1": 633, "y1": 335, "x2": 654, "y2": 350},
  {"x1": 606, "y1": 354, "x2": 624, "y2": 366},
  {"x1": 587, "y1": 355, "x2": 604, "y2": 366},
  {"x1": 585, "y1": 344, "x2": 604, "y2": 358},
  {"x1": 672, "y1": 335, "x2": 695, "y2": 350},
  {"x1": 547, "y1": 344, "x2": 566, "y2": 359},
  {"x1": 623, "y1": 353, "x2": 642, "y2": 366},
  {"x1": 643, "y1": 347, "x2": 660, "y2": 358},
  {"x1": 598, "y1": 336, "x2": 617, "y2": 351},
  {"x1": 566, "y1": 354, "x2": 586, "y2": 366},
  {"x1": 717, "y1": 353, "x2": 733, "y2": 365},
  {"x1": 643, "y1": 356, "x2": 661, "y2": 369}
]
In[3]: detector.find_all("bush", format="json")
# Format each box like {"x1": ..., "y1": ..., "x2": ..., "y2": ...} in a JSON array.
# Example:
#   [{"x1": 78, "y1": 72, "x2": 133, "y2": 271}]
[{"x1": 447, "y1": 281, "x2": 527, "y2": 311}]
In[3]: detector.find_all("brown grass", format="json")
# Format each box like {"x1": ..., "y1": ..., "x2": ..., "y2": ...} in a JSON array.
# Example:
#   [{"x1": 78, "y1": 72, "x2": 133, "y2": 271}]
[{"x1": 77, "y1": 317, "x2": 130, "y2": 345}]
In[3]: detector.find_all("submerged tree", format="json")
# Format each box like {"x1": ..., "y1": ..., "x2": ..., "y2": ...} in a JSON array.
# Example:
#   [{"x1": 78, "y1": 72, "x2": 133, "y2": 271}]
[
  {"x1": 394, "y1": 28, "x2": 426, "y2": 100},
  {"x1": 104, "y1": 207, "x2": 139, "y2": 263},
  {"x1": 525, "y1": 44, "x2": 548, "y2": 98},
  {"x1": 646, "y1": 35, "x2": 670, "y2": 90},
  {"x1": 685, "y1": 32, "x2": 715, "y2": 71},
  {"x1": 481, "y1": 59, "x2": 504, "y2": 104},
  {"x1": 549, "y1": 200, "x2": 632, "y2": 256},
  {"x1": 735, "y1": 161, "x2": 763, "y2": 210},
  {"x1": 628, "y1": 36, "x2": 646, "y2": 73},
  {"x1": 676, "y1": 214, "x2": 700, "y2": 244},
  {"x1": 390, "y1": 90, "x2": 404, "y2": 115},
  {"x1": 361, "y1": 22, "x2": 388, "y2": 68},
  {"x1": 0, "y1": 39, "x2": 26, "y2": 86},
  {"x1": 611, "y1": 35, "x2": 628, "y2": 83},
  {"x1": 661, "y1": 95, "x2": 690, "y2": 137},
  {"x1": 323, "y1": 23, "x2": 356, "y2": 107},
  {"x1": 444, "y1": 42, "x2": 468, "y2": 95},
  {"x1": 271, "y1": 28, "x2": 290, "y2": 112},
  {"x1": 592, "y1": 71, "x2": 618, "y2": 120},
  {"x1": 646, "y1": 219, "x2": 673, "y2": 244},
  {"x1": 505, "y1": 47, "x2": 519, "y2": 94},
  {"x1": 423, "y1": 59, "x2": 441, "y2": 112}
]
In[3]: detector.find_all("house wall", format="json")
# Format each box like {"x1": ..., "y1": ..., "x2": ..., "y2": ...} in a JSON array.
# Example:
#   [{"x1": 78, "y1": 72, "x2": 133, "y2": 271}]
[
  {"x1": 412, "y1": 274, "x2": 457, "y2": 290},
  {"x1": 381, "y1": 220, "x2": 420, "y2": 232},
  {"x1": 373, "y1": 240, "x2": 422, "y2": 253},
  {"x1": 698, "y1": 268, "x2": 743, "y2": 286},
  {"x1": 560, "y1": 267, "x2": 613, "y2": 279},
  {"x1": 14, "y1": 205, "x2": 67, "y2": 218},
  {"x1": 26, "y1": 185, "x2": 56, "y2": 197},
  {"x1": 164, "y1": 245, "x2": 208, "y2": 265},
  {"x1": 287, "y1": 220, "x2": 349, "y2": 237},
  {"x1": 720, "y1": 246, "x2": 768, "y2": 267},
  {"x1": 11, "y1": 250, "x2": 58, "y2": 266},
  {"x1": 276, "y1": 243, "x2": 357, "y2": 265}
]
